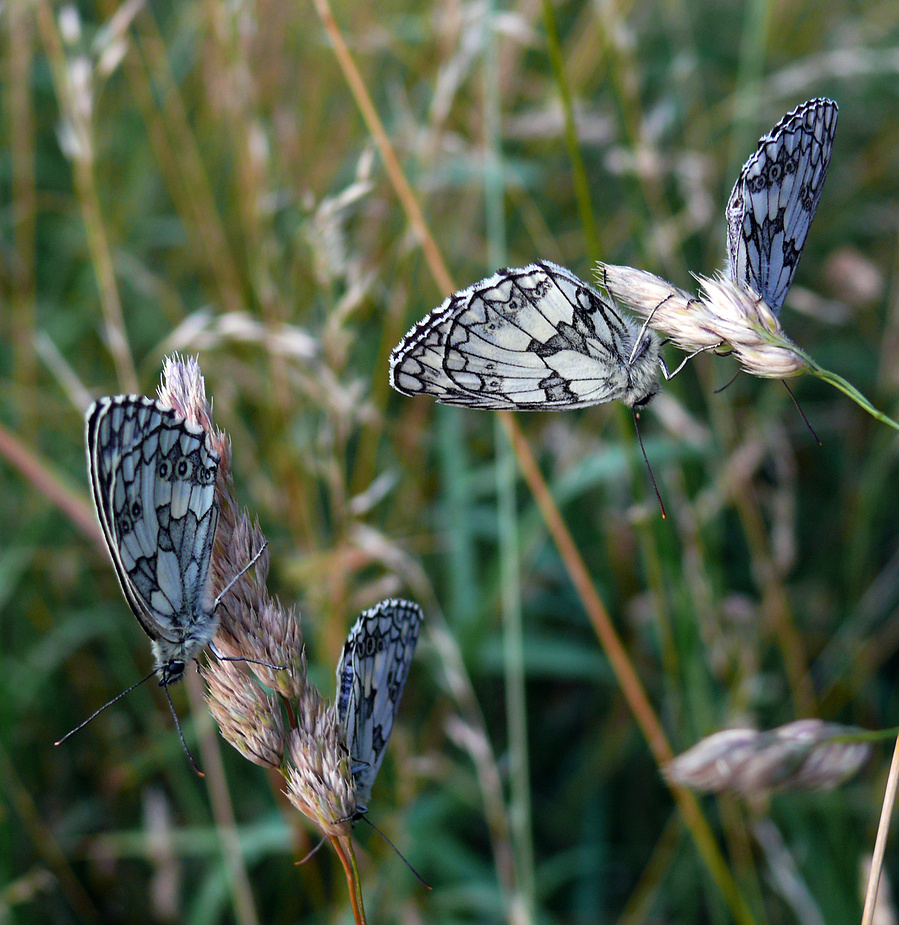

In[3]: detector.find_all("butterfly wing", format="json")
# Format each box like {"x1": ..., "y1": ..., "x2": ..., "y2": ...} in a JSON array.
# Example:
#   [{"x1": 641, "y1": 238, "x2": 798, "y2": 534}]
[
  {"x1": 389, "y1": 261, "x2": 659, "y2": 409},
  {"x1": 726, "y1": 98, "x2": 838, "y2": 315},
  {"x1": 85, "y1": 396, "x2": 220, "y2": 666},
  {"x1": 336, "y1": 599, "x2": 424, "y2": 810}
]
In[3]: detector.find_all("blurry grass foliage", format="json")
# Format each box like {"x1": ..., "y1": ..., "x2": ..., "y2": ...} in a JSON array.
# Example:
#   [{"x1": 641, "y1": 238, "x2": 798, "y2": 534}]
[{"x1": 3, "y1": 0, "x2": 899, "y2": 923}]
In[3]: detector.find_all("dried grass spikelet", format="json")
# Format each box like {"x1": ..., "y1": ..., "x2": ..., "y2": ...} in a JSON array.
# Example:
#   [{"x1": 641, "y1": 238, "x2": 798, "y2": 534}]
[
  {"x1": 665, "y1": 719, "x2": 871, "y2": 796},
  {"x1": 285, "y1": 698, "x2": 357, "y2": 838},
  {"x1": 599, "y1": 263, "x2": 899, "y2": 431},
  {"x1": 599, "y1": 264, "x2": 808, "y2": 379},
  {"x1": 157, "y1": 355, "x2": 356, "y2": 834}
]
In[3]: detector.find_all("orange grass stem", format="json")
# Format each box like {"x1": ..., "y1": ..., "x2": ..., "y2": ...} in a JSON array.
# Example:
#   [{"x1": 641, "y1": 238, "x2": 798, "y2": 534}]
[
  {"x1": 331, "y1": 835, "x2": 366, "y2": 925},
  {"x1": 310, "y1": 2, "x2": 758, "y2": 921}
]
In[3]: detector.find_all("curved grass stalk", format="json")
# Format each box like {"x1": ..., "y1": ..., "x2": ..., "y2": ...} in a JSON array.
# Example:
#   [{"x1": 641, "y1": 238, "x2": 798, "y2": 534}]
[
  {"x1": 309, "y1": 2, "x2": 759, "y2": 921},
  {"x1": 804, "y1": 358, "x2": 899, "y2": 431},
  {"x1": 331, "y1": 835, "x2": 366, "y2": 925}
]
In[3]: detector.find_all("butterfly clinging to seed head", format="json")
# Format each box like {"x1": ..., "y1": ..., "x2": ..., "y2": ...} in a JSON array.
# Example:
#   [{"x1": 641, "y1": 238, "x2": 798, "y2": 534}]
[
  {"x1": 725, "y1": 96, "x2": 838, "y2": 314},
  {"x1": 389, "y1": 260, "x2": 666, "y2": 412},
  {"x1": 335, "y1": 598, "x2": 423, "y2": 820},
  {"x1": 58, "y1": 394, "x2": 268, "y2": 770}
]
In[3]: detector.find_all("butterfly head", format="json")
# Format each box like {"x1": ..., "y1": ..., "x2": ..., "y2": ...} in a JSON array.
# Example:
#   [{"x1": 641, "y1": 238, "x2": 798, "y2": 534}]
[
  {"x1": 150, "y1": 626, "x2": 217, "y2": 689},
  {"x1": 157, "y1": 658, "x2": 186, "y2": 687},
  {"x1": 623, "y1": 328, "x2": 662, "y2": 408}
]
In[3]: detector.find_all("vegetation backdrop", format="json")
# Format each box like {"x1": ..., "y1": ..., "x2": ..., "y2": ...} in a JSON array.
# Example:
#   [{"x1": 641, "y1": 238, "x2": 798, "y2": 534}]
[{"x1": 2, "y1": 0, "x2": 899, "y2": 922}]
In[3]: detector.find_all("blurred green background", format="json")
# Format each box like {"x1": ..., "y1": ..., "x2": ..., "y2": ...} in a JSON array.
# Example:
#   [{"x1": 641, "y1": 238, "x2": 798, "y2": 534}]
[{"x1": 2, "y1": 0, "x2": 899, "y2": 922}]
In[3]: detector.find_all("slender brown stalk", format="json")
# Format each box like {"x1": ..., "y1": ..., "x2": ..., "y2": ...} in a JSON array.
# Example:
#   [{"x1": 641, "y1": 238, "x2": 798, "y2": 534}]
[
  {"x1": 308, "y1": 4, "x2": 757, "y2": 921},
  {"x1": 188, "y1": 672, "x2": 262, "y2": 925},
  {"x1": 862, "y1": 731, "x2": 899, "y2": 925},
  {"x1": 0, "y1": 420, "x2": 100, "y2": 546},
  {"x1": 331, "y1": 835, "x2": 366, "y2": 925}
]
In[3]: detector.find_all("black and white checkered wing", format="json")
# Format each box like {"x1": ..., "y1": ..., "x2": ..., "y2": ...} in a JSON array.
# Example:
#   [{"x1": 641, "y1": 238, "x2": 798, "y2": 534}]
[
  {"x1": 389, "y1": 261, "x2": 661, "y2": 410},
  {"x1": 726, "y1": 98, "x2": 838, "y2": 315},
  {"x1": 86, "y1": 395, "x2": 220, "y2": 685},
  {"x1": 336, "y1": 599, "x2": 423, "y2": 813}
]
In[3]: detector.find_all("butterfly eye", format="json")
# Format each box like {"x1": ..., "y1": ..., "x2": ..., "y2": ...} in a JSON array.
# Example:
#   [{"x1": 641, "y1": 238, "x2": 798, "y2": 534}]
[
  {"x1": 176, "y1": 459, "x2": 191, "y2": 478},
  {"x1": 159, "y1": 660, "x2": 185, "y2": 686},
  {"x1": 158, "y1": 459, "x2": 171, "y2": 479},
  {"x1": 130, "y1": 500, "x2": 142, "y2": 519}
]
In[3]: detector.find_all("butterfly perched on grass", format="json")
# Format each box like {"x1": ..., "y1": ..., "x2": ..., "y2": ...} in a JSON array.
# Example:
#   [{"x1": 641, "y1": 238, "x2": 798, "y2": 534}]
[
  {"x1": 336, "y1": 598, "x2": 423, "y2": 819},
  {"x1": 389, "y1": 261, "x2": 665, "y2": 412},
  {"x1": 85, "y1": 395, "x2": 223, "y2": 687},
  {"x1": 725, "y1": 97, "x2": 838, "y2": 314},
  {"x1": 600, "y1": 97, "x2": 838, "y2": 389},
  {"x1": 59, "y1": 394, "x2": 266, "y2": 770}
]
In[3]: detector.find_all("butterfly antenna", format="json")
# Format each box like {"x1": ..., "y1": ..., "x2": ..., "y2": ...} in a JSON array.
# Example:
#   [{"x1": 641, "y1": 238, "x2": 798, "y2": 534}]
[
  {"x1": 54, "y1": 668, "x2": 158, "y2": 746},
  {"x1": 782, "y1": 380, "x2": 821, "y2": 445},
  {"x1": 213, "y1": 541, "x2": 268, "y2": 609},
  {"x1": 632, "y1": 408, "x2": 666, "y2": 519},
  {"x1": 358, "y1": 815, "x2": 432, "y2": 890},
  {"x1": 713, "y1": 368, "x2": 742, "y2": 394},
  {"x1": 161, "y1": 680, "x2": 204, "y2": 777},
  {"x1": 628, "y1": 305, "x2": 661, "y2": 367},
  {"x1": 294, "y1": 837, "x2": 327, "y2": 866},
  {"x1": 662, "y1": 343, "x2": 721, "y2": 381}
]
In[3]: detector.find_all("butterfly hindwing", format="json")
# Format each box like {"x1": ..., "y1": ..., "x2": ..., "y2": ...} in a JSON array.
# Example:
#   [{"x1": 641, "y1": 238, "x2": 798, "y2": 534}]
[
  {"x1": 86, "y1": 395, "x2": 220, "y2": 684},
  {"x1": 389, "y1": 261, "x2": 661, "y2": 410},
  {"x1": 726, "y1": 98, "x2": 838, "y2": 315},
  {"x1": 336, "y1": 599, "x2": 424, "y2": 813}
]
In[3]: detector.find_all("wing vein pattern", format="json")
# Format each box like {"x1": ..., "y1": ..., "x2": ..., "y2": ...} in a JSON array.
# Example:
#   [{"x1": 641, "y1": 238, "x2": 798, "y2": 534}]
[
  {"x1": 389, "y1": 261, "x2": 661, "y2": 410},
  {"x1": 86, "y1": 395, "x2": 220, "y2": 685},
  {"x1": 726, "y1": 97, "x2": 838, "y2": 315},
  {"x1": 336, "y1": 598, "x2": 424, "y2": 815}
]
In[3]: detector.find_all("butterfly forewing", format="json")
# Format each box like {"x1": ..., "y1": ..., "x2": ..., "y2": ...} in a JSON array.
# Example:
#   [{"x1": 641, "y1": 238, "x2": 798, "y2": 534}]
[
  {"x1": 726, "y1": 98, "x2": 838, "y2": 315},
  {"x1": 86, "y1": 396, "x2": 220, "y2": 685},
  {"x1": 336, "y1": 599, "x2": 424, "y2": 811},
  {"x1": 389, "y1": 261, "x2": 661, "y2": 410}
]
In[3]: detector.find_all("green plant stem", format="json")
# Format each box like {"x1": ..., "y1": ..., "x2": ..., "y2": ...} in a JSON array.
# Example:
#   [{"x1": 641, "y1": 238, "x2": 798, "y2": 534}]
[
  {"x1": 769, "y1": 332, "x2": 899, "y2": 430},
  {"x1": 35, "y1": 0, "x2": 137, "y2": 392},
  {"x1": 540, "y1": 0, "x2": 599, "y2": 263},
  {"x1": 310, "y1": 3, "x2": 758, "y2": 919},
  {"x1": 805, "y1": 362, "x2": 899, "y2": 431}
]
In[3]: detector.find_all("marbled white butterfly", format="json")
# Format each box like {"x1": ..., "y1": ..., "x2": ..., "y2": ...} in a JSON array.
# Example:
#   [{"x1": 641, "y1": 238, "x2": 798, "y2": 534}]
[
  {"x1": 59, "y1": 395, "x2": 266, "y2": 768},
  {"x1": 389, "y1": 261, "x2": 664, "y2": 411},
  {"x1": 86, "y1": 395, "x2": 222, "y2": 687},
  {"x1": 336, "y1": 598, "x2": 423, "y2": 818},
  {"x1": 726, "y1": 97, "x2": 838, "y2": 313}
]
